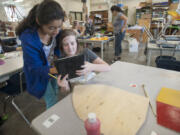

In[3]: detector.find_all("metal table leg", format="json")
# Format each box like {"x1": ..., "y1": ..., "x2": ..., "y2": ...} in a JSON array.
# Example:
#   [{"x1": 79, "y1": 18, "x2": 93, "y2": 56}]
[
  {"x1": 12, "y1": 98, "x2": 31, "y2": 126},
  {"x1": 19, "y1": 72, "x2": 23, "y2": 93},
  {"x1": 147, "y1": 49, "x2": 152, "y2": 66},
  {"x1": 101, "y1": 42, "x2": 104, "y2": 59}
]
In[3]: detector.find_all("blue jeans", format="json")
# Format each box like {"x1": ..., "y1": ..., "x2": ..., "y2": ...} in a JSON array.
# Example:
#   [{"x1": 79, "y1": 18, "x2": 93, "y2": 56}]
[
  {"x1": 43, "y1": 78, "x2": 59, "y2": 109},
  {"x1": 115, "y1": 31, "x2": 125, "y2": 56}
]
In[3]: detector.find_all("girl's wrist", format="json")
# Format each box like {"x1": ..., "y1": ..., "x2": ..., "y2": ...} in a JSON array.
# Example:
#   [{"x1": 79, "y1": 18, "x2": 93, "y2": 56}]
[{"x1": 90, "y1": 63, "x2": 95, "y2": 72}]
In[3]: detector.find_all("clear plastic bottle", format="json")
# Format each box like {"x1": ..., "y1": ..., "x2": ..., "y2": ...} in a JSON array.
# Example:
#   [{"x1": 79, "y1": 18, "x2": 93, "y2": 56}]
[{"x1": 84, "y1": 113, "x2": 101, "y2": 135}]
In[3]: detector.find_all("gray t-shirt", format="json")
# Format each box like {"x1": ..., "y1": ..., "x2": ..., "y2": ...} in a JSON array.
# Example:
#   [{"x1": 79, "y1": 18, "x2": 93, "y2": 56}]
[
  {"x1": 113, "y1": 12, "x2": 125, "y2": 34},
  {"x1": 82, "y1": 48, "x2": 98, "y2": 63}
]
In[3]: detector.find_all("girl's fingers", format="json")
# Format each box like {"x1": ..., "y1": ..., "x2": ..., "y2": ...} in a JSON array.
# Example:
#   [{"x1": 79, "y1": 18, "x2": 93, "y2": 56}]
[
  {"x1": 76, "y1": 70, "x2": 84, "y2": 76},
  {"x1": 63, "y1": 74, "x2": 69, "y2": 81},
  {"x1": 81, "y1": 61, "x2": 88, "y2": 68},
  {"x1": 57, "y1": 75, "x2": 61, "y2": 79},
  {"x1": 76, "y1": 73, "x2": 82, "y2": 76},
  {"x1": 57, "y1": 75, "x2": 68, "y2": 88},
  {"x1": 57, "y1": 75, "x2": 61, "y2": 83},
  {"x1": 76, "y1": 69, "x2": 83, "y2": 73},
  {"x1": 81, "y1": 65, "x2": 85, "y2": 68},
  {"x1": 76, "y1": 70, "x2": 81, "y2": 73}
]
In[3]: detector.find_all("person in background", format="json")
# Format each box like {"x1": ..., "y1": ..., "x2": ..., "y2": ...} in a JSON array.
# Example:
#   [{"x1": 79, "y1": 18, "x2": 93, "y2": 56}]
[
  {"x1": 62, "y1": 12, "x2": 72, "y2": 29},
  {"x1": 84, "y1": 15, "x2": 94, "y2": 36},
  {"x1": 0, "y1": 39, "x2": 21, "y2": 53},
  {"x1": 111, "y1": 5, "x2": 127, "y2": 61},
  {"x1": 72, "y1": 20, "x2": 85, "y2": 37},
  {"x1": 56, "y1": 29, "x2": 111, "y2": 90},
  {"x1": 16, "y1": 0, "x2": 65, "y2": 109}
]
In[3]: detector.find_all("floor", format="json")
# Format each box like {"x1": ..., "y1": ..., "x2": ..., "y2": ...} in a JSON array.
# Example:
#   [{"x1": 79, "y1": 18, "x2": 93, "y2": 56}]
[{"x1": 0, "y1": 40, "x2": 179, "y2": 135}]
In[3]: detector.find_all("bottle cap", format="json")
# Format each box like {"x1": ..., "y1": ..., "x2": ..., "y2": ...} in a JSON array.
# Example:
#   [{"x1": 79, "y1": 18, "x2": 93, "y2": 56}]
[{"x1": 88, "y1": 113, "x2": 97, "y2": 123}]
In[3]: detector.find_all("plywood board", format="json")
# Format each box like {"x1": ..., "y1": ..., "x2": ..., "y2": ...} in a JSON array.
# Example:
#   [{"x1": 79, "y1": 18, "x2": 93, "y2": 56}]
[{"x1": 72, "y1": 84, "x2": 149, "y2": 135}]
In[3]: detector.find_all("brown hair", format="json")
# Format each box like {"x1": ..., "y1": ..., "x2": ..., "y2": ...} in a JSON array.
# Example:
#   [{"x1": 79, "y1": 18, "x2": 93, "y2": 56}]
[
  {"x1": 58, "y1": 29, "x2": 79, "y2": 57},
  {"x1": 111, "y1": 5, "x2": 123, "y2": 13},
  {"x1": 72, "y1": 20, "x2": 79, "y2": 29}
]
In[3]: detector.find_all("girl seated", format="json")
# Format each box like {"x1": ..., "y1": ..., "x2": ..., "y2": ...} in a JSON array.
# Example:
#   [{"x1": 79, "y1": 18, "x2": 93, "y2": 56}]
[{"x1": 57, "y1": 29, "x2": 111, "y2": 90}]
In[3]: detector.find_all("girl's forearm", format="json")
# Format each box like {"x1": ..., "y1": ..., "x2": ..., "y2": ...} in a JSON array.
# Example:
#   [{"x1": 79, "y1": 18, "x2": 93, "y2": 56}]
[{"x1": 91, "y1": 64, "x2": 111, "y2": 72}]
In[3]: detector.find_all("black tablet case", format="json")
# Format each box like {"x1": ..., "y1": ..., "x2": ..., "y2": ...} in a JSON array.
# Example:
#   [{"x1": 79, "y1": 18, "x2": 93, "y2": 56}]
[{"x1": 54, "y1": 54, "x2": 85, "y2": 79}]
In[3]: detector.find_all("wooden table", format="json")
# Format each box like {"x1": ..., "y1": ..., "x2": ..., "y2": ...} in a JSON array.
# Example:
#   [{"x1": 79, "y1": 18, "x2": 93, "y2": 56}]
[
  {"x1": 32, "y1": 61, "x2": 180, "y2": 135},
  {"x1": 0, "y1": 52, "x2": 30, "y2": 125},
  {"x1": 77, "y1": 36, "x2": 115, "y2": 59},
  {"x1": 0, "y1": 52, "x2": 23, "y2": 82},
  {"x1": 0, "y1": 36, "x2": 16, "y2": 41}
]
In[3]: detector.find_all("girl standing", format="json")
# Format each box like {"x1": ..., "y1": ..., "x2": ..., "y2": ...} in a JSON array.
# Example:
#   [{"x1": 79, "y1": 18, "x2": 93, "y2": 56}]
[
  {"x1": 111, "y1": 5, "x2": 128, "y2": 61},
  {"x1": 16, "y1": 0, "x2": 65, "y2": 109}
]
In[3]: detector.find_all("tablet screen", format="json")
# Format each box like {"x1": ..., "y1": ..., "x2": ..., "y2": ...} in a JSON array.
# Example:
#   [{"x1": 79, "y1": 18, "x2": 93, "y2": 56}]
[{"x1": 54, "y1": 54, "x2": 85, "y2": 79}]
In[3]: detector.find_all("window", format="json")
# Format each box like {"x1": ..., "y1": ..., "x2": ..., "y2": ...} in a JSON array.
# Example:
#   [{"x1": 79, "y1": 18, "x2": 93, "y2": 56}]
[
  {"x1": 4, "y1": 5, "x2": 24, "y2": 22},
  {"x1": 70, "y1": 12, "x2": 83, "y2": 22}
]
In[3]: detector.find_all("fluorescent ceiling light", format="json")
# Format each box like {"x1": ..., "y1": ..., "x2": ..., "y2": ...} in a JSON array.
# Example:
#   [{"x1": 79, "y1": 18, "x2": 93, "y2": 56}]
[
  {"x1": 2, "y1": 0, "x2": 23, "y2": 5},
  {"x1": 2, "y1": 1, "x2": 14, "y2": 5},
  {"x1": 14, "y1": 0, "x2": 24, "y2": 2}
]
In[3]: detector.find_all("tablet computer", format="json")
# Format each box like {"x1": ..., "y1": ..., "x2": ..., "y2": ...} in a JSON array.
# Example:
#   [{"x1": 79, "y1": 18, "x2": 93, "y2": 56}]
[{"x1": 54, "y1": 54, "x2": 85, "y2": 79}]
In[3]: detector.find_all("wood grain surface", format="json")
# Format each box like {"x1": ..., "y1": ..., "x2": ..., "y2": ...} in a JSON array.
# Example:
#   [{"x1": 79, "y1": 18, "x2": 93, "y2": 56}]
[{"x1": 72, "y1": 84, "x2": 149, "y2": 135}]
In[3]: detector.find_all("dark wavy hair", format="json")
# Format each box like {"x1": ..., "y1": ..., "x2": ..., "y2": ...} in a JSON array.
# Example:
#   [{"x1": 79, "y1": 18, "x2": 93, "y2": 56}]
[
  {"x1": 16, "y1": 0, "x2": 65, "y2": 35},
  {"x1": 111, "y1": 5, "x2": 123, "y2": 13}
]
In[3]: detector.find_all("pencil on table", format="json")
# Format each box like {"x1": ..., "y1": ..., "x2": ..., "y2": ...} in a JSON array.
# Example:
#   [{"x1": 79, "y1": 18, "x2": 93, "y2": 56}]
[{"x1": 142, "y1": 84, "x2": 157, "y2": 117}]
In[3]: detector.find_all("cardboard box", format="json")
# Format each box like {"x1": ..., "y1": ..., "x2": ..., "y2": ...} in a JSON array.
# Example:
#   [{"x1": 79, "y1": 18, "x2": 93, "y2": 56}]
[
  {"x1": 139, "y1": 2, "x2": 147, "y2": 8},
  {"x1": 156, "y1": 87, "x2": 180, "y2": 132},
  {"x1": 146, "y1": 0, "x2": 152, "y2": 3},
  {"x1": 126, "y1": 29, "x2": 142, "y2": 43},
  {"x1": 141, "y1": 14, "x2": 152, "y2": 19},
  {"x1": 126, "y1": 28, "x2": 149, "y2": 44},
  {"x1": 107, "y1": 22, "x2": 113, "y2": 32},
  {"x1": 169, "y1": 3, "x2": 178, "y2": 10}
]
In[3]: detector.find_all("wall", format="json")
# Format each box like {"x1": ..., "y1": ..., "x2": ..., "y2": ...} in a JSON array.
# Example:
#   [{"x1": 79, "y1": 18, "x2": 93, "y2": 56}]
[
  {"x1": 90, "y1": 0, "x2": 147, "y2": 25},
  {"x1": 91, "y1": 3, "x2": 109, "y2": 11},
  {"x1": 123, "y1": 0, "x2": 146, "y2": 25},
  {"x1": 90, "y1": 0, "x2": 114, "y2": 22},
  {"x1": 66, "y1": 0, "x2": 82, "y2": 13},
  {"x1": 0, "y1": 0, "x2": 89, "y2": 21},
  {"x1": 65, "y1": 0, "x2": 91, "y2": 15},
  {"x1": 0, "y1": 0, "x2": 148, "y2": 24},
  {"x1": 0, "y1": 0, "x2": 42, "y2": 21},
  {"x1": 0, "y1": 5, "x2": 8, "y2": 21}
]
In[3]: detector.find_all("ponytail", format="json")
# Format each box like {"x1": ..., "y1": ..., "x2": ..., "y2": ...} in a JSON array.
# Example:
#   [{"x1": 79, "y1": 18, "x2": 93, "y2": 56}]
[{"x1": 16, "y1": 4, "x2": 39, "y2": 35}]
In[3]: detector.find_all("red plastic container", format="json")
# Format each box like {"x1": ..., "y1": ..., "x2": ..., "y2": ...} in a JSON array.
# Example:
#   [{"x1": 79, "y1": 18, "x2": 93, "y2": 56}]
[
  {"x1": 84, "y1": 113, "x2": 101, "y2": 135},
  {"x1": 156, "y1": 87, "x2": 180, "y2": 132}
]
